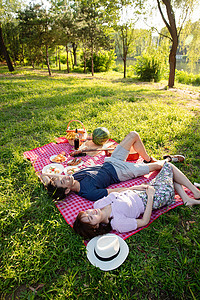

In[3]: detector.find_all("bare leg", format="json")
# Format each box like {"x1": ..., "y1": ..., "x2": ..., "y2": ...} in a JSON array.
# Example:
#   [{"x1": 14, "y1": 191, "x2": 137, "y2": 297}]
[
  {"x1": 174, "y1": 182, "x2": 200, "y2": 206},
  {"x1": 119, "y1": 131, "x2": 153, "y2": 162},
  {"x1": 171, "y1": 163, "x2": 200, "y2": 199},
  {"x1": 148, "y1": 160, "x2": 165, "y2": 172}
]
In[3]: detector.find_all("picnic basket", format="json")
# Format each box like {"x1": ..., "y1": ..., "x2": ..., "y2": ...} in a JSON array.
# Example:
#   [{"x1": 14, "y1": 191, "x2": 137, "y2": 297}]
[{"x1": 66, "y1": 120, "x2": 87, "y2": 146}]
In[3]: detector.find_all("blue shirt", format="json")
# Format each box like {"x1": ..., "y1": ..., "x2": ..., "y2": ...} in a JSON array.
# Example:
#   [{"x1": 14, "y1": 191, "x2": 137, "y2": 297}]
[{"x1": 73, "y1": 162, "x2": 120, "y2": 201}]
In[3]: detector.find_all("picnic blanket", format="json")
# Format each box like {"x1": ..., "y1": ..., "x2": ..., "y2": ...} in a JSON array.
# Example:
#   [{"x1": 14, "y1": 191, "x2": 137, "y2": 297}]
[{"x1": 23, "y1": 139, "x2": 192, "y2": 242}]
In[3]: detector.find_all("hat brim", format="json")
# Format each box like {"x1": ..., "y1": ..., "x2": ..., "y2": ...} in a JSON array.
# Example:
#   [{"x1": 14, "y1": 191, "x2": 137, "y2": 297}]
[{"x1": 86, "y1": 234, "x2": 129, "y2": 271}]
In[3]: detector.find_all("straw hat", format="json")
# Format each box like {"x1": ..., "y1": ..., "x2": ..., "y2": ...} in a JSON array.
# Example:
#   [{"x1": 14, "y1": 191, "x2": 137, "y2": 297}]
[{"x1": 86, "y1": 234, "x2": 129, "y2": 271}]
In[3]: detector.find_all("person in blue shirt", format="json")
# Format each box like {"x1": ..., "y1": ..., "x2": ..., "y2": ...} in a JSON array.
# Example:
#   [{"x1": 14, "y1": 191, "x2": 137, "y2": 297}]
[{"x1": 41, "y1": 131, "x2": 184, "y2": 201}]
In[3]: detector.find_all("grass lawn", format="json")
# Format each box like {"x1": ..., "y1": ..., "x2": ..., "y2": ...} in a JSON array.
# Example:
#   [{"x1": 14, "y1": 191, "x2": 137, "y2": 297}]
[{"x1": 0, "y1": 66, "x2": 200, "y2": 299}]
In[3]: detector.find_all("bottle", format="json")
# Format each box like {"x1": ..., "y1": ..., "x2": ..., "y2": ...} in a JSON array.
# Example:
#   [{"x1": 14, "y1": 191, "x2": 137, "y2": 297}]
[{"x1": 74, "y1": 129, "x2": 79, "y2": 150}]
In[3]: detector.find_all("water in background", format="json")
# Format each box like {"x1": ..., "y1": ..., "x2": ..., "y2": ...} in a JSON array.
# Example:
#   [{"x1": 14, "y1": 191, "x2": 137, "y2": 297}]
[
  {"x1": 115, "y1": 59, "x2": 200, "y2": 75},
  {"x1": 176, "y1": 61, "x2": 200, "y2": 75}
]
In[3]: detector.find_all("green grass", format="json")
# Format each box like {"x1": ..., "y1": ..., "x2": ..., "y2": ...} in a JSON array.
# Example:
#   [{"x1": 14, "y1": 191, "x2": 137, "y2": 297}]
[{"x1": 0, "y1": 67, "x2": 200, "y2": 299}]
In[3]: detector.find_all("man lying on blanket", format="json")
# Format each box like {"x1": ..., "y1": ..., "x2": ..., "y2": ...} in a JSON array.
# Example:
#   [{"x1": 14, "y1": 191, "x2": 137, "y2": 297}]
[{"x1": 40, "y1": 131, "x2": 184, "y2": 201}]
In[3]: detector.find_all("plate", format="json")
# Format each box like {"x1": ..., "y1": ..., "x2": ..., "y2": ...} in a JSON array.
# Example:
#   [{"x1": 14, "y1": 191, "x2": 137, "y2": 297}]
[
  {"x1": 64, "y1": 159, "x2": 84, "y2": 175},
  {"x1": 50, "y1": 154, "x2": 67, "y2": 163},
  {"x1": 66, "y1": 158, "x2": 84, "y2": 167},
  {"x1": 42, "y1": 163, "x2": 64, "y2": 175},
  {"x1": 63, "y1": 166, "x2": 80, "y2": 175}
]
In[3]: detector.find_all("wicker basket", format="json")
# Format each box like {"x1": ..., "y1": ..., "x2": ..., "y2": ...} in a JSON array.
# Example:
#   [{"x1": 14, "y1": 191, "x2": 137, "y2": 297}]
[{"x1": 66, "y1": 120, "x2": 87, "y2": 146}]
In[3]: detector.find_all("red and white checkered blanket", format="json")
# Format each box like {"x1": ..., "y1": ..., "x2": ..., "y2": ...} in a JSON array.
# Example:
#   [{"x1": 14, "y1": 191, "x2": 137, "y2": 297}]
[{"x1": 24, "y1": 139, "x2": 190, "y2": 242}]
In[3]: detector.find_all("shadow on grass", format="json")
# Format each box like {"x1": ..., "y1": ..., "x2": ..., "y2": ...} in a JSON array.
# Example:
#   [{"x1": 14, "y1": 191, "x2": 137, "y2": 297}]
[
  {"x1": 1, "y1": 159, "x2": 86, "y2": 297},
  {"x1": 1, "y1": 70, "x2": 200, "y2": 298}
]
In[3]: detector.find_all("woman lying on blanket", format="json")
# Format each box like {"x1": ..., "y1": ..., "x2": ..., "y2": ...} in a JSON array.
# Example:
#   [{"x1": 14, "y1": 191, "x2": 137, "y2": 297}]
[{"x1": 73, "y1": 162, "x2": 200, "y2": 240}]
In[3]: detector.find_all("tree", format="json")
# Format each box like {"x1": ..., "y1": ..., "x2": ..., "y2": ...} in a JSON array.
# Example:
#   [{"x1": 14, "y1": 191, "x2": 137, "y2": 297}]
[
  {"x1": 18, "y1": 3, "x2": 55, "y2": 75},
  {"x1": 78, "y1": 0, "x2": 113, "y2": 76},
  {"x1": 52, "y1": 8, "x2": 77, "y2": 73},
  {"x1": 0, "y1": 0, "x2": 22, "y2": 71},
  {"x1": 18, "y1": 4, "x2": 44, "y2": 68},
  {"x1": 3, "y1": 21, "x2": 21, "y2": 66},
  {"x1": 50, "y1": 0, "x2": 82, "y2": 70},
  {"x1": 156, "y1": 0, "x2": 197, "y2": 87},
  {"x1": 0, "y1": 23, "x2": 14, "y2": 70},
  {"x1": 113, "y1": 0, "x2": 145, "y2": 78},
  {"x1": 115, "y1": 23, "x2": 136, "y2": 78}
]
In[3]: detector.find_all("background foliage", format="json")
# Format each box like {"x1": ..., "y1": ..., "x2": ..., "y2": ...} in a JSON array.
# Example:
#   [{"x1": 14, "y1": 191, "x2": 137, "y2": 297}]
[{"x1": 1, "y1": 0, "x2": 200, "y2": 81}]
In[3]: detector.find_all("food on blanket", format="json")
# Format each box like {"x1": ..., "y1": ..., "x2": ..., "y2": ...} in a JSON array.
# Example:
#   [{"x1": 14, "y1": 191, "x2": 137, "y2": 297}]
[
  {"x1": 66, "y1": 132, "x2": 77, "y2": 140},
  {"x1": 60, "y1": 151, "x2": 66, "y2": 156},
  {"x1": 92, "y1": 127, "x2": 110, "y2": 145},
  {"x1": 51, "y1": 153, "x2": 66, "y2": 163},
  {"x1": 42, "y1": 163, "x2": 64, "y2": 175},
  {"x1": 67, "y1": 158, "x2": 82, "y2": 166},
  {"x1": 66, "y1": 167, "x2": 79, "y2": 174},
  {"x1": 46, "y1": 166, "x2": 61, "y2": 174}
]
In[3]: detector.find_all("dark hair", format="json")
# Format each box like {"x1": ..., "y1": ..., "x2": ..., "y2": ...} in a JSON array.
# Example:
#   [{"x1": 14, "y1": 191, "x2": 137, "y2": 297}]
[
  {"x1": 46, "y1": 181, "x2": 66, "y2": 200},
  {"x1": 73, "y1": 211, "x2": 112, "y2": 240}
]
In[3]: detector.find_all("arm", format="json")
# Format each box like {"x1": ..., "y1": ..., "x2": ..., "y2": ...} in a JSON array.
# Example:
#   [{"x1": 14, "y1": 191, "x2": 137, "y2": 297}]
[
  {"x1": 136, "y1": 186, "x2": 155, "y2": 228},
  {"x1": 107, "y1": 184, "x2": 149, "y2": 195}
]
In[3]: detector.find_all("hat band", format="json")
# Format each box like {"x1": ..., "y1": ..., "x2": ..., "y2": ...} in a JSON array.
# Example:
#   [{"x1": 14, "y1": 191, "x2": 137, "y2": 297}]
[{"x1": 94, "y1": 248, "x2": 120, "y2": 262}]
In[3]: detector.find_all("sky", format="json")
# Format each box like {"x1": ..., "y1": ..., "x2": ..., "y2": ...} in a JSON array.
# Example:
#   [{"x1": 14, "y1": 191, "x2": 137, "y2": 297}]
[{"x1": 133, "y1": 3, "x2": 200, "y2": 31}]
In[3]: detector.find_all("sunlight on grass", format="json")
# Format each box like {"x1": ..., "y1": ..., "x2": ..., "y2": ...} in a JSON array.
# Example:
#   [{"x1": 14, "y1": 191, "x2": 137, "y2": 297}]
[{"x1": 0, "y1": 68, "x2": 200, "y2": 299}]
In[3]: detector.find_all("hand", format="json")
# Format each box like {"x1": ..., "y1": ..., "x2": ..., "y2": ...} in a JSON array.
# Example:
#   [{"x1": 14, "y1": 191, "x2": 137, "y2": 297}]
[
  {"x1": 146, "y1": 186, "x2": 155, "y2": 198},
  {"x1": 129, "y1": 184, "x2": 149, "y2": 191},
  {"x1": 39, "y1": 174, "x2": 50, "y2": 185},
  {"x1": 140, "y1": 184, "x2": 150, "y2": 189}
]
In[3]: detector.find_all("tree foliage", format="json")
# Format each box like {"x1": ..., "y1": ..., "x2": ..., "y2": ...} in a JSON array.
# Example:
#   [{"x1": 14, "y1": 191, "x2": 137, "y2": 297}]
[
  {"x1": 178, "y1": 19, "x2": 200, "y2": 71},
  {"x1": 0, "y1": 0, "x2": 23, "y2": 71},
  {"x1": 154, "y1": 0, "x2": 198, "y2": 87},
  {"x1": 1, "y1": 0, "x2": 200, "y2": 77}
]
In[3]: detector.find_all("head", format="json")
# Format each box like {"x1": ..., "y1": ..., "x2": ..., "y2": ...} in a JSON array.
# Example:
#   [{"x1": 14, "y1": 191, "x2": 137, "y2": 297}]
[
  {"x1": 73, "y1": 210, "x2": 112, "y2": 240},
  {"x1": 44, "y1": 175, "x2": 74, "y2": 200}
]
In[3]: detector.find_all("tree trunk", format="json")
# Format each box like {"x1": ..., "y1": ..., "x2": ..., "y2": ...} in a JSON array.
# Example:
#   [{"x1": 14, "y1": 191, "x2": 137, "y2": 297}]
[
  {"x1": 55, "y1": 47, "x2": 58, "y2": 67},
  {"x1": 66, "y1": 45, "x2": 70, "y2": 73},
  {"x1": 123, "y1": 57, "x2": 126, "y2": 78},
  {"x1": 84, "y1": 50, "x2": 86, "y2": 73},
  {"x1": 13, "y1": 57, "x2": 16, "y2": 67},
  {"x1": 46, "y1": 44, "x2": 51, "y2": 76},
  {"x1": 72, "y1": 42, "x2": 77, "y2": 66},
  {"x1": 0, "y1": 23, "x2": 14, "y2": 72},
  {"x1": 157, "y1": 0, "x2": 179, "y2": 88},
  {"x1": 91, "y1": 46, "x2": 94, "y2": 76},
  {"x1": 21, "y1": 44, "x2": 25, "y2": 65},
  {"x1": 58, "y1": 48, "x2": 61, "y2": 71},
  {"x1": 70, "y1": 50, "x2": 74, "y2": 69},
  {"x1": 168, "y1": 41, "x2": 178, "y2": 88}
]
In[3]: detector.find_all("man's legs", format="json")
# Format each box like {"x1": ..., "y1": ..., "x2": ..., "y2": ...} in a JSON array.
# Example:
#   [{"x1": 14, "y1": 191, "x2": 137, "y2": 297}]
[{"x1": 119, "y1": 131, "x2": 154, "y2": 162}]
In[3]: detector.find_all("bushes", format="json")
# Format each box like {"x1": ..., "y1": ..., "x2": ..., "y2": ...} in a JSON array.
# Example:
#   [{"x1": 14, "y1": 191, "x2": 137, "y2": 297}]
[
  {"x1": 134, "y1": 53, "x2": 162, "y2": 82},
  {"x1": 84, "y1": 50, "x2": 116, "y2": 72},
  {"x1": 134, "y1": 54, "x2": 200, "y2": 85},
  {"x1": 176, "y1": 70, "x2": 200, "y2": 86}
]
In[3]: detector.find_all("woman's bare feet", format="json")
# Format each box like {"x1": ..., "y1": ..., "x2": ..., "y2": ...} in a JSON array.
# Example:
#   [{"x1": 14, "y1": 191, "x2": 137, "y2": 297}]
[
  {"x1": 192, "y1": 187, "x2": 200, "y2": 199},
  {"x1": 183, "y1": 196, "x2": 200, "y2": 206}
]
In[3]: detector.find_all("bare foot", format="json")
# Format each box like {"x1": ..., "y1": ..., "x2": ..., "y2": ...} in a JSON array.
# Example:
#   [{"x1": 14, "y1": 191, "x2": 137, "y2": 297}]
[
  {"x1": 150, "y1": 156, "x2": 157, "y2": 163},
  {"x1": 184, "y1": 197, "x2": 200, "y2": 206},
  {"x1": 143, "y1": 156, "x2": 157, "y2": 163},
  {"x1": 193, "y1": 191, "x2": 200, "y2": 200}
]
